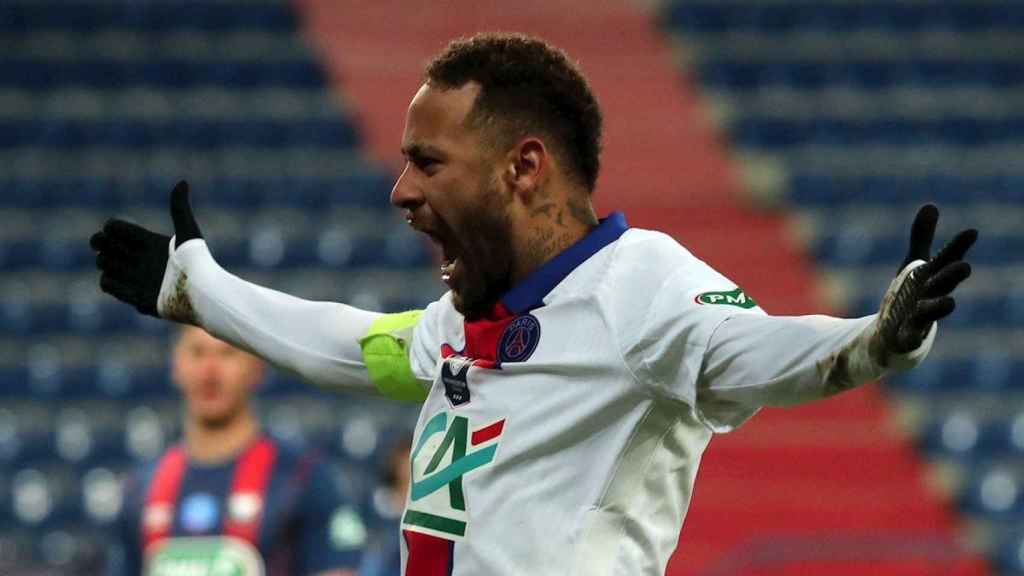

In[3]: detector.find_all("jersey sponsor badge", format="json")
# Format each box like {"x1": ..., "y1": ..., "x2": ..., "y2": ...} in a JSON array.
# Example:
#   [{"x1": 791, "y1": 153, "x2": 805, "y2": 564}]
[
  {"x1": 145, "y1": 536, "x2": 264, "y2": 576},
  {"x1": 329, "y1": 506, "x2": 367, "y2": 550},
  {"x1": 404, "y1": 411, "x2": 506, "y2": 540},
  {"x1": 695, "y1": 287, "x2": 757, "y2": 309},
  {"x1": 498, "y1": 314, "x2": 541, "y2": 364},
  {"x1": 228, "y1": 492, "x2": 262, "y2": 525},
  {"x1": 441, "y1": 355, "x2": 473, "y2": 407},
  {"x1": 181, "y1": 493, "x2": 219, "y2": 533},
  {"x1": 143, "y1": 503, "x2": 173, "y2": 533}
]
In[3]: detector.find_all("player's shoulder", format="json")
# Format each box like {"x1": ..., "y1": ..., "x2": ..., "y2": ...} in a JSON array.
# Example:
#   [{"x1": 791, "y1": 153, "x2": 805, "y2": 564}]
[
  {"x1": 604, "y1": 228, "x2": 724, "y2": 292},
  {"x1": 262, "y1": 433, "x2": 322, "y2": 472},
  {"x1": 415, "y1": 290, "x2": 463, "y2": 343}
]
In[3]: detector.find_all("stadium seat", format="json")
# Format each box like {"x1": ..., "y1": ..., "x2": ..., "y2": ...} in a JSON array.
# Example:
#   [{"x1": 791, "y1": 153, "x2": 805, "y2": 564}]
[{"x1": 961, "y1": 467, "x2": 1024, "y2": 521}]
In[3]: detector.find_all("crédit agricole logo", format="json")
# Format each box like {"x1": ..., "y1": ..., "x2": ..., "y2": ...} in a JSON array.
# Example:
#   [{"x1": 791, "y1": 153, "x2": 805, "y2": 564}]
[{"x1": 403, "y1": 411, "x2": 506, "y2": 540}]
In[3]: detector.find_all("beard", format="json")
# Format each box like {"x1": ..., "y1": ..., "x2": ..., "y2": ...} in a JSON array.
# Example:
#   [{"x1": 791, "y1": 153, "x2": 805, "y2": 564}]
[
  {"x1": 447, "y1": 176, "x2": 515, "y2": 320},
  {"x1": 189, "y1": 399, "x2": 244, "y2": 430}
]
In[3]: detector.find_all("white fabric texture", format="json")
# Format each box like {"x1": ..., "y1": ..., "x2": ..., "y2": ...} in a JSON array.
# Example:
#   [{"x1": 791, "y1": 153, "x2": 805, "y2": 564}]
[{"x1": 157, "y1": 237, "x2": 382, "y2": 393}]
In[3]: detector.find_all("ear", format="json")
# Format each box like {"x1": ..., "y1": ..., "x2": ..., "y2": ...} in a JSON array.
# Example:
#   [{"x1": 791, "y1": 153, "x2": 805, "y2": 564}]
[
  {"x1": 503, "y1": 137, "x2": 547, "y2": 203},
  {"x1": 170, "y1": 348, "x2": 185, "y2": 392},
  {"x1": 249, "y1": 359, "x2": 266, "y2": 390}
]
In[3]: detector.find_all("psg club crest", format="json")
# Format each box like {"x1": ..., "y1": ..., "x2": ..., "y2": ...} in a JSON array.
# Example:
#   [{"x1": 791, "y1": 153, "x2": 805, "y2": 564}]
[{"x1": 498, "y1": 314, "x2": 541, "y2": 364}]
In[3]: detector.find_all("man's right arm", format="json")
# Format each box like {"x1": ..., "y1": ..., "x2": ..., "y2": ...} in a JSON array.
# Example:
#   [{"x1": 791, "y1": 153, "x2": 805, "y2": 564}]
[
  {"x1": 168, "y1": 238, "x2": 429, "y2": 399},
  {"x1": 90, "y1": 181, "x2": 432, "y2": 402}
]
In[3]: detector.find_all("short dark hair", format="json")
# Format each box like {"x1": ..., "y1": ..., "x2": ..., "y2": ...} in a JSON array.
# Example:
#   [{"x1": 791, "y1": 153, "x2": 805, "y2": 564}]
[{"x1": 425, "y1": 33, "x2": 603, "y2": 193}]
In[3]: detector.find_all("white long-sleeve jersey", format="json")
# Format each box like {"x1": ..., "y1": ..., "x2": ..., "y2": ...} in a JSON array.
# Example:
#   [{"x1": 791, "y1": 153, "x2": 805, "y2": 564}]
[{"x1": 159, "y1": 212, "x2": 933, "y2": 576}]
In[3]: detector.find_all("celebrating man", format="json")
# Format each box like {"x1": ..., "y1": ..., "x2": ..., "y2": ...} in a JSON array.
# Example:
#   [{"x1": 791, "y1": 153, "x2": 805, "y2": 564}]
[{"x1": 92, "y1": 33, "x2": 976, "y2": 576}]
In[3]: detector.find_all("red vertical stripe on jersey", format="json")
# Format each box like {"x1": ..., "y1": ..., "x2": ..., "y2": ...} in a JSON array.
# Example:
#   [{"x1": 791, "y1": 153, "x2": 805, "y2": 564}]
[
  {"x1": 222, "y1": 436, "x2": 277, "y2": 546},
  {"x1": 404, "y1": 529, "x2": 454, "y2": 576},
  {"x1": 471, "y1": 420, "x2": 505, "y2": 446},
  {"x1": 141, "y1": 444, "x2": 187, "y2": 551}
]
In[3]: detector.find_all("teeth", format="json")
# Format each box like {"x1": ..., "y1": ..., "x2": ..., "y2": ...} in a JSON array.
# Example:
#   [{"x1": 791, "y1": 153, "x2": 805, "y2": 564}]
[{"x1": 440, "y1": 259, "x2": 456, "y2": 283}]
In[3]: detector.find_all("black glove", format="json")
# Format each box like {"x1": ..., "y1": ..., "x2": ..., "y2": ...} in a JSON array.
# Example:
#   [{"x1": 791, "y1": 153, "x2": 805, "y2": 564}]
[
  {"x1": 875, "y1": 204, "x2": 977, "y2": 356},
  {"x1": 89, "y1": 180, "x2": 202, "y2": 318}
]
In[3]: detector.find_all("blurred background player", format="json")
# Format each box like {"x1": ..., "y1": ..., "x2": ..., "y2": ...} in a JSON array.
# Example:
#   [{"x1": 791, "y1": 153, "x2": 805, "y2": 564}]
[
  {"x1": 359, "y1": 434, "x2": 411, "y2": 576},
  {"x1": 106, "y1": 326, "x2": 367, "y2": 575}
]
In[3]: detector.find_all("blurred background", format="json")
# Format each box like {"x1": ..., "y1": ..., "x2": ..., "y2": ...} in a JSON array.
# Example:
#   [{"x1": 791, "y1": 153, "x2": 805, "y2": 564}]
[{"x1": 0, "y1": 0, "x2": 1020, "y2": 574}]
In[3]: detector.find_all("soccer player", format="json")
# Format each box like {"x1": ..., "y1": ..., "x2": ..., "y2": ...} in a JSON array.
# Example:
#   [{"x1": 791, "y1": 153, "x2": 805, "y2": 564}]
[
  {"x1": 91, "y1": 33, "x2": 977, "y2": 576},
  {"x1": 107, "y1": 326, "x2": 366, "y2": 576}
]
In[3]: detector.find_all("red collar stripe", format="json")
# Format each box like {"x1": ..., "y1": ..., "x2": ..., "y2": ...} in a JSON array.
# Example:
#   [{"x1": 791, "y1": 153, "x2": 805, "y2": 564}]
[
  {"x1": 141, "y1": 444, "x2": 188, "y2": 551},
  {"x1": 222, "y1": 436, "x2": 278, "y2": 545}
]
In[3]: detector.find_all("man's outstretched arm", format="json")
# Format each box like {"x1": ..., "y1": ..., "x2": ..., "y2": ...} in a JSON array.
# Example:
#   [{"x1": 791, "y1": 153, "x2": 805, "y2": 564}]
[
  {"x1": 89, "y1": 181, "x2": 430, "y2": 402},
  {"x1": 696, "y1": 204, "x2": 976, "y2": 428}
]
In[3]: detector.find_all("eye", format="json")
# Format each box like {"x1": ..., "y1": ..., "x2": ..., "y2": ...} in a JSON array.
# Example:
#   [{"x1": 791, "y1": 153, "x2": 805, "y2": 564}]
[{"x1": 413, "y1": 157, "x2": 440, "y2": 174}]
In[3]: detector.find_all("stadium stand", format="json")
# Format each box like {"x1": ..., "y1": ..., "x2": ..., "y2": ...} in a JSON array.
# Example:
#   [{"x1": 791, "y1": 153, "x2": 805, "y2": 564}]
[
  {"x1": 661, "y1": 0, "x2": 1023, "y2": 573},
  {"x1": 0, "y1": 0, "x2": 430, "y2": 572},
  {"x1": 2, "y1": 0, "x2": 1018, "y2": 574}
]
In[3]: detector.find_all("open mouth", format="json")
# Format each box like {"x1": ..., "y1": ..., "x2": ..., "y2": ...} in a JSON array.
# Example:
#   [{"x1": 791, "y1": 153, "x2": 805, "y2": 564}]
[
  {"x1": 439, "y1": 240, "x2": 461, "y2": 287},
  {"x1": 421, "y1": 227, "x2": 460, "y2": 288}
]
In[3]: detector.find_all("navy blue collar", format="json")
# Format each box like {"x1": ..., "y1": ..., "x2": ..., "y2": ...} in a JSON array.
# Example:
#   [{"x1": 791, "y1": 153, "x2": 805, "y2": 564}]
[{"x1": 501, "y1": 212, "x2": 628, "y2": 313}]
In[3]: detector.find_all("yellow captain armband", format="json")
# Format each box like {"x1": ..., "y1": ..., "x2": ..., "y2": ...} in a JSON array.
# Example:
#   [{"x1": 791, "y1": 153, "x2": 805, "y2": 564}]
[{"x1": 358, "y1": 310, "x2": 428, "y2": 402}]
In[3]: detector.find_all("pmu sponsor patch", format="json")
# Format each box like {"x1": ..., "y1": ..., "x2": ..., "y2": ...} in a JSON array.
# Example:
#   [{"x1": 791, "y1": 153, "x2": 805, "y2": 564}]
[{"x1": 694, "y1": 288, "x2": 757, "y2": 309}]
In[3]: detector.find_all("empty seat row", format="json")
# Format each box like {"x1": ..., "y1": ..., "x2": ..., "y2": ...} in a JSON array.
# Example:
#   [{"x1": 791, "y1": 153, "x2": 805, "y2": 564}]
[
  {"x1": 665, "y1": 2, "x2": 1024, "y2": 34},
  {"x1": 850, "y1": 292, "x2": 1024, "y2": 330},
  {"x1": 814, "y1": 232, "x2": 1024, "y2": 267},
  {"x1": 0, "y1": 174, "x2": 395, "y2": 209},
  {"x1": 960, "y1": 466, "x2": 1024, "y2": 520},
  {"x1": 1, "y1": 59, "x2": 325, "y2": 90},
  {"x1": 0, "y1": 2, "x2": 297, "y2": 33},
  {"x1": 0, "y1": 526, "x2": 108, "y2": 573},
  {"x1": 702, "y1": 60, "x2": 1024, "y2": 91},
  {"x1": 789, "y1": 174, "x2": 1024, "y2": 205},
  {"x1": 918, "y1": 412, "x2": 1024, "y2": 460},
  {"x1": 0, "y1": 227, "x2": 432, "y2": 273},
  {"x1": 0, "y1": 363, "x2": 170, "y2": 400},
  {"x1": 0, "y1": 400, "x2": 410, "y2": 471},
  {"x1": 886, "y1": 356, "x2": 1024, "y2": 393},
  {"x1": 732, "y1": 116, "x2": 1024, "y2": 148},
  {"x1": 0, "y1": 119, "x2": 358, "y2": 150}
]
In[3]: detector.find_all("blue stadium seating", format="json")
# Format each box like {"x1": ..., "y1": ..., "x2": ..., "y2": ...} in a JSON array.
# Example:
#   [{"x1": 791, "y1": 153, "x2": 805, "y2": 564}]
[
  {"x1": 665, "y1": 3, "x2": 1024, "y2": 33},
  {"x1": 662, "y1": 0, "x2": 1024, "y2": 567},
  {"x1": 0, "y1": 3, "x2": 298, "y2": 33},
  {"x1": 0, "y1": 1, "x2": 435, "y2": 570},
  {"x1": 0, "y1": 120, "x2": 359, "y2": 150},
  {"x1": 790, "y1": 174, "x2": 1024, "y2": 205}
]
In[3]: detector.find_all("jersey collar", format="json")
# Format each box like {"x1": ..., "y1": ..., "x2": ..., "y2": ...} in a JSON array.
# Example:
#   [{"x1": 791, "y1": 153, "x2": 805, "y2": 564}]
[{"x1": 500, "y1": 211, "x2": 628, "y2": 314}]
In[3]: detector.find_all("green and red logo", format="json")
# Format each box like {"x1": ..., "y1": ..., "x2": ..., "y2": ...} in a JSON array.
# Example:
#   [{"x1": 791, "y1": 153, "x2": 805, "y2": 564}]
[
  {"x1": 146, "y1": 536, "x2": 264, "y2": 576},
  {"x1": 403, "y1": 412, "x2": 505, "y2": 540},
  {"x1": 695, "y1": 288, "x2": 757, "y2": 309}
]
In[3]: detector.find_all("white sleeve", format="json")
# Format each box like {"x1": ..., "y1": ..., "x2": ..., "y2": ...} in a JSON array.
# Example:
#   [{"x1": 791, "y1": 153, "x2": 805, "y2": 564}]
[
  {"x1": 157, "y1": 237, "x2": 386, "y2": 394},
  {"x1": 698, "y1": 312, "x2": 934, "y2": 433},
  {"x1": 626, "y1": 249, "x2": 934, "y2": 433}
]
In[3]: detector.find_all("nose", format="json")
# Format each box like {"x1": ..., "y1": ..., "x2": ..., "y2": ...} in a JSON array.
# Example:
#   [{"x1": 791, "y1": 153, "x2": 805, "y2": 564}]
[
  {"x1": 390, "y1": 163, "x2": 423, "y2": 210},
  {"x1": 196, "y1": 355, "x2": 222, "y2": 382}
]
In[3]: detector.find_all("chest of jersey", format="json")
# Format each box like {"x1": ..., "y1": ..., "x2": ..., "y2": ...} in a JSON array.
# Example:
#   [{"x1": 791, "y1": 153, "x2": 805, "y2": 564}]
[
  {"x1": 404, "y1": 300, "x2": 653, "y2": 554},
  {"x1": 140, "y1": 440, "x2": 308, "y2": 575}
]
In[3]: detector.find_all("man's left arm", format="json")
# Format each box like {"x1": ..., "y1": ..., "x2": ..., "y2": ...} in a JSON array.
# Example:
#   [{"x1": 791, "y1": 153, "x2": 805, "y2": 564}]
[{"x1": 697, "y1": 204, "x2": 976, "y2": 430}]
